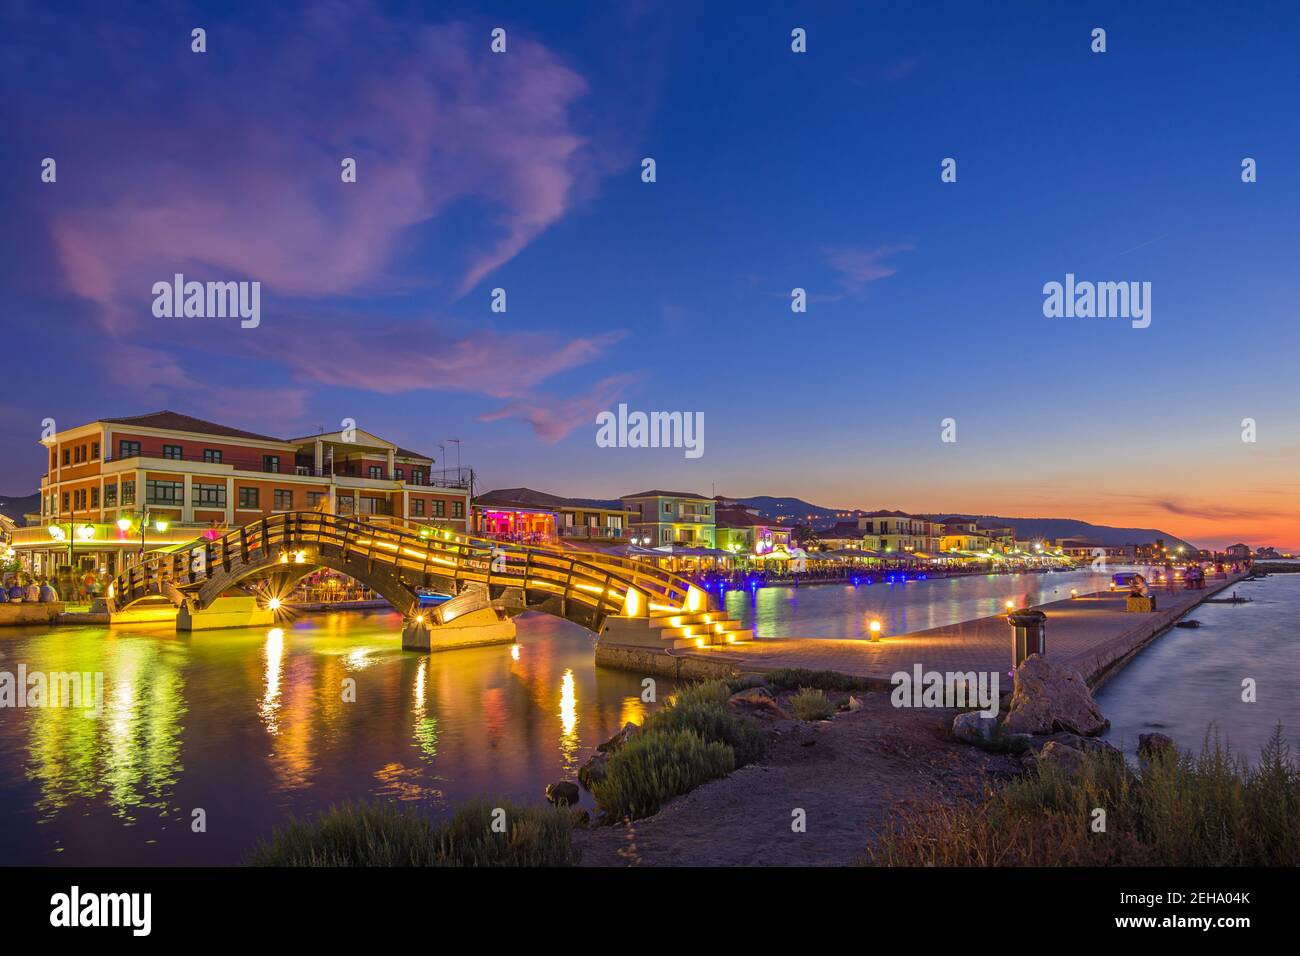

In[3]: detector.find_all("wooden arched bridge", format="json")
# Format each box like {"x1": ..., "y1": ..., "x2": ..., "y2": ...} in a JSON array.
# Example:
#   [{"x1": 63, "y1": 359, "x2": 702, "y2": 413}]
[{"x1": 104, "y1": 512, "x2": 752, "y2": 650}]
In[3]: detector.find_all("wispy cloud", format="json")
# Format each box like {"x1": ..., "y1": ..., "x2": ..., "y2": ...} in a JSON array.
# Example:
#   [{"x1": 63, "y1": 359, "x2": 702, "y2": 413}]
[
  {"x1": 480, "y1": 375, "x2": 634, "y2": 442},
  {"x1": 823, "y1": 243, "x2": 913, "y2": 293}
]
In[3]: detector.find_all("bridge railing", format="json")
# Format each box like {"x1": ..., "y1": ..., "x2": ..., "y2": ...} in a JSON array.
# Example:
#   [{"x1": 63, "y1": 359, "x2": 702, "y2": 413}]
[{"x1": 108, "y1": 512, "x2": 704, "y2": 619}]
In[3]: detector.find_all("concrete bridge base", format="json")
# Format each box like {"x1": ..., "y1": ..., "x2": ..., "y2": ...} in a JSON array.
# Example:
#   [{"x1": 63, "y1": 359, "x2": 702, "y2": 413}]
[
  {"x1": 401, "y1": 606, "x2": 517, "y2": 652},
  {"x1": 176, "y1": 595, "x2": 276, "y2": 632}
]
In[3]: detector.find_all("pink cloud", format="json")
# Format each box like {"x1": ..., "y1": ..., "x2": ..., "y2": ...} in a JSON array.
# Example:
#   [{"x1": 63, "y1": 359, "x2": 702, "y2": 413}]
[
  {"x1": 823, "y1": 243, "x2": 914, "y2": 291},
  {"x1": 480, "y1": 375, "x2": 634, "y2": 443},
  {"x1": 246, "y1": 322, "x2": 625, "y2": 400},
  {"x1": 45, "y1": 14, "x2": 595, "y2": 337}
]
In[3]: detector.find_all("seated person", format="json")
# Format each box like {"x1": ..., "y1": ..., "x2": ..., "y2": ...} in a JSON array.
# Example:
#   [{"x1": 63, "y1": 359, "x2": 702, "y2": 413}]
[
  {"x1": 38, "y1": 579, "x2": 58, "y2": 603},
  {"x1": 7, "y1": 581, "x2": 24, "y2": 603},
  {"x1": 24, "y1": 580, "x2": 40, "y2": 603}
]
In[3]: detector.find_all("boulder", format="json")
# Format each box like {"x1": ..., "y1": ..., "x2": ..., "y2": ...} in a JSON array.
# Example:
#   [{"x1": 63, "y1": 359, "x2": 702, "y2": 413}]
[
  {"x1": 597, "y1": 722, "x2": 640, "y2": 753},
  {"x1": 1138, "y1": 732, "x2": 1177, "y2": 761},
  {"x1": 847, "y1": 695, "x2": 864, "y2": 712},
  {"x1": 1029, "y1": 731, "x2": 1122, "y2": 758},
  {"x1": 728, "y1": 685, "x2": 790, "y2": 719},
  {"x1": 1002, "y1": 655, "x2": 1109, "y2": 737},
  {"x1": 952, "y1": 711, "x2": 998, "y2": 743},
  {"x1": 1036, "y1": 740, "x2": 1086, "y2": 776},
  {"x1": 545, "y1": 781, "x2": 580, "y2": 807},
  {"x1": 577, "y1": 750, "x2": 609, "y2": 792}
]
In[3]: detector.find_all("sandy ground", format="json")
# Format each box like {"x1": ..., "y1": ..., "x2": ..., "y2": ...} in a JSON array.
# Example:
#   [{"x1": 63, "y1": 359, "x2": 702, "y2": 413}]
[{"x1": 573, "y1": 692, "x2": 1022, "y2": 866}]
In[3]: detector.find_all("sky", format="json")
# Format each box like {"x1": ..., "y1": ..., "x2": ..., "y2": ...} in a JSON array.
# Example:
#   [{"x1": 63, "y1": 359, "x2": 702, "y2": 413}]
[{"x1": 1, "y1": 0, "x2": 1297, "y2": 551}]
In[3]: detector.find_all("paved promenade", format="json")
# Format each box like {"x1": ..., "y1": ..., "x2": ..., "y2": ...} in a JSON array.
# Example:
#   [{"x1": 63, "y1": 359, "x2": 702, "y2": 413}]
[{"x1": 678, "y1": 573, "x2": 1248, "y2": 689}]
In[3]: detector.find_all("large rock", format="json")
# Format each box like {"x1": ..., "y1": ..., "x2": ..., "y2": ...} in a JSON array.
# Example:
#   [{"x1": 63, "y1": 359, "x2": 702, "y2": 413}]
[
  {"x1": 597, "y1": 722, "x2": 641, "y2": 753},
  {"x1": 545, "y1": 781, "x2": 580, "y2": 807},
  {"x1": 728, "y1": 685, "x2": 790, "y2": 719},
  {"x1": 577, "y1": 750, "x2": 609, "y2": 792},
  {"x1": 1003, "y1": 655, "x2": 1109, "y2": 737},
  {"x1": 1138, "y1": 732, "x2": 1177, "y2": 761},
  {"x1": 1025, "y1": 731, "x2": 1122, "y2": 758},
  {"x1": 952, "y1": 711, "x2": 998, "y2": 743},
  {"x1": 1035, "y1": 740, "x2": 1086, "y2": 776}
]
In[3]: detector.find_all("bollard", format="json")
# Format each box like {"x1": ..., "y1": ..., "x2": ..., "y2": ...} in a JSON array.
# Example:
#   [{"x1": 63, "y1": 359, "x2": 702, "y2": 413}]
[{"x1": 1008, "y1": 609, "x2": 1047, "y2": 669}]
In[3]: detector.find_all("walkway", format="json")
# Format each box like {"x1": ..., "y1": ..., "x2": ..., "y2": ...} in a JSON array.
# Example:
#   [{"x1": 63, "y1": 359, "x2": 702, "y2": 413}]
[{"x1": 675, "y1": 574, "x2": 1247, "y2": 688}]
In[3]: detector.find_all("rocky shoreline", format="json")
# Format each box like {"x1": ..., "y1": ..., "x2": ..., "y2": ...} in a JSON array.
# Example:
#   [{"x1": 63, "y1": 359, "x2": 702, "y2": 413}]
[{"x1": 571, "y1": 655, "x2": 1138, "y2": 866}]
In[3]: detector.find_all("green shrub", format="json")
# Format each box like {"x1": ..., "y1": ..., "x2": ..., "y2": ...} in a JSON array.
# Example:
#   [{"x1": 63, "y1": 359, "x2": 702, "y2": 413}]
[
  {"x1": 248, "y1": 798, "x2": 578, "y2": 867},
  {"x1": 790, "y1": 687, "x2": 835, "y2": 721},
  {"x1": 591, "y1": 729, "x2": 735, "y2": 820},
  {"x1": 644, "y1": 679, "x2": 768, "y2": 766},
  {"x1": 766, "y1": 668, "x2": 870, "y2": 692},
  {"x1": 868, "y1": 725, "x2": 1300, "y2": 867}
]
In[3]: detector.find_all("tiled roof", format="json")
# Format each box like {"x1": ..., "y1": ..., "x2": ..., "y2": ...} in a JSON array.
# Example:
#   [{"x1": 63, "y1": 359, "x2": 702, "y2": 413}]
[
  {"x1": 101, "y1": 410, "x2": 287, "y2": 443},
  {"x1": 621, "y1": 489, "x2": 710, "y2": 500}
]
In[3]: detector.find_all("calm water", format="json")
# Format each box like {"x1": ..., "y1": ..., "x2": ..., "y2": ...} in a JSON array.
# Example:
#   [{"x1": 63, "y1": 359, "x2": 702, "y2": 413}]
[
  {"x1": 1, "y1": 568, "x2": 1293, "y2": 864},
  {"x1": 722, "y1": 567, "x2": 1122, "y2": 637},
  {"x1": 0, "y1": 610, "x2": 657, "y2": 865},
  {"x1": 1097, "y1": 573, "x2": 1300, "y2": 762}
]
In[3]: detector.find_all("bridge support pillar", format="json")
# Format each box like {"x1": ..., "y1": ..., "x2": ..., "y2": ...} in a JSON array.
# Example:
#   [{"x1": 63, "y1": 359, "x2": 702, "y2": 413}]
[
  {"x1": 177, "y1": 596, "x2": 276, "y2": 632},
  {"x1": 402, "y1": 607, "x2": 517, "y2": 652}
]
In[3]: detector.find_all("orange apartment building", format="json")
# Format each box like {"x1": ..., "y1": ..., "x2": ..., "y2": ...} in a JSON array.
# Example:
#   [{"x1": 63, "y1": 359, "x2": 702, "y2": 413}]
[{"x1": 14, "y1": 411, "x2": 471, "y2": 575}]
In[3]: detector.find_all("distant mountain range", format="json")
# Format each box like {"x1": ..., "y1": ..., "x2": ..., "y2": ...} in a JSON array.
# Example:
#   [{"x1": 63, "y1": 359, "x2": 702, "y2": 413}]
[{"x1": 732, "y1": 496, "x2": 1198, "y2": 552}]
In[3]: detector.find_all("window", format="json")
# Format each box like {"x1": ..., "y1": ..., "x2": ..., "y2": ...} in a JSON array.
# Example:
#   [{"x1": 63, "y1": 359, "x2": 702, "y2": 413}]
[
  {"x1": 163, "y1": 444, "x2": 182, "y2": 460},
  {"x1": 452, "y1": 501, "x2": 464, "y2": 519},
  {"x1": 263, "y1": 455, "x2": 281, "y2": 474},
  {"x1": 194, "y1": 483, "x2": 226, "y2": 508},
  {"x1": 238, "y1": 487, "x2": 260, "y2": 509},
  {"x1": 368, "y1": 465, "x2": 382, "y2": 479},
  {"x1": 118, "y1": 440, "x2": 141, "y2": 459},
  {"x1": 61, "y1": 491, "x2": 70, "y2": 510},
  {"x1": 663, "y1": 502, "x2": 671, "y2": 514},
  {"x1": 104, "y1": 484, "x2": 117, "y2": 507},
  {"x1": 409, "y1": 470, "x2": 423, "y2": 486},
  {"x1": 146, "y1": 479, "x2": 184, "y2": 505},
  {"x1": 411, "y1": 499, "x2": 425, "y2": 516},
  {"x1": 90, "y1": 487, "x2": 99, "y2": 507},
  {"x1": 432, "y1": 500, "x2": 445, "y2": 518},
  {"x1": 62, "y1": 449, "x2": 70, "y2": 466},
  {"x1": 307, "y1": 492, "x2": 325, "y2": 508},
  {"x1": 394, "y1": 467, "x2": 404, "y2": 480},
  {"x1": 120, "y1": 480, "x2": 135, "y2": 505},
  {"x1": 274, "y1": 489, "x2": 293, "y2": 510},
  {"x1": 203, "y1": 449, "x2": 223, "y2": 464},
  {"x1": 91, "y1": 441, "x2": 100, "y2": 460},
  {"x1": 73, "y1": 445, "x2": 85, "y2": 464}
]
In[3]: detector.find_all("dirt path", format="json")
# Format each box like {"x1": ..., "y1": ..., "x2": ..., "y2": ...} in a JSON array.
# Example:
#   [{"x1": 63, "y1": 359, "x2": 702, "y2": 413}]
[{"x1": 573, "y1": 693, "x2": 1021, "y2": 866}]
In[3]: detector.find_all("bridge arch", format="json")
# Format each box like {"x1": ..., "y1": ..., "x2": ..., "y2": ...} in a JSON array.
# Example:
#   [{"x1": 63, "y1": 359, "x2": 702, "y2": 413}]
[{"x1": 105, "y1": 512, "x2": 712, "y2": 635}]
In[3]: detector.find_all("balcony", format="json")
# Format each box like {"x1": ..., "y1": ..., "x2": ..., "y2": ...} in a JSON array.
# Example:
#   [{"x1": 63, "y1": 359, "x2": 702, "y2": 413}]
[
  {"x1": 102, "y1": 452, "x2": 472, "y2": 489},
  {"x1": 558, "y1": 526, "x2": 627, "y2": 540}
]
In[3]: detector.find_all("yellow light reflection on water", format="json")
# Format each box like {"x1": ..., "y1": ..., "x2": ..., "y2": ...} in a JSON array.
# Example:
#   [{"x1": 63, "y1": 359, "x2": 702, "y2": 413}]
[
  {"x1": 260, "y1": 628, "x2": 284, "y2": 735},
  {"x1": 558, "y1": 668, "x2": 579, "y2": 772},
  {"x1": 619, "y1": 695, "x2": 646, "y2": 728}
]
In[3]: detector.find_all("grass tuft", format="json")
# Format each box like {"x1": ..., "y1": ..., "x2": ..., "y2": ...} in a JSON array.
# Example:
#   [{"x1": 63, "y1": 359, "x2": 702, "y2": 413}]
[
  {"x1": 765, "y1": 668, "x2": 871, "y2": 692},
  {"x1": 790, "y1": 687, "x2": 836, "y2": 721},
  {"x1": 868, "y1": 725, "x2": 1300, "y2": 867},
  {"x1": 590, "y1": 728, "x2": 735, "y2": 821},
  {"x1": 248, "y1": 798, "x2": 578, "y2": 867}
]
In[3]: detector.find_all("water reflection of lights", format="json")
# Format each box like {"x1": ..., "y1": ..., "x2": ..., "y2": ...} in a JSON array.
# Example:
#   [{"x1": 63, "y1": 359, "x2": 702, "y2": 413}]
[
  {"x1": 619, "y1": 695, "x2": 646, "y2": 728},
  {"x1": 558, "y1": 669, "x2": 579, "y2": 771},
  {"x1": 510, "y1": 643, "x2": 521, "y2": 661},
  {"x1": 411, "y1": 657, "x2": 438, "y2": 759},
  {"x1": 260, "y1": 628, "x2": 284, "y2": 735}
]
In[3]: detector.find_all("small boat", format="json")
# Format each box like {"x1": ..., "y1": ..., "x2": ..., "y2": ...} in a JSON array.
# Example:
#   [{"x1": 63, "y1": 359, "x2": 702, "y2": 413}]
[{"x1": 416, "y1": 589, "x2": 454, "y2": 605}]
